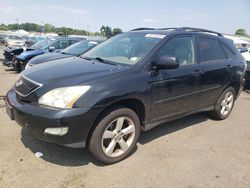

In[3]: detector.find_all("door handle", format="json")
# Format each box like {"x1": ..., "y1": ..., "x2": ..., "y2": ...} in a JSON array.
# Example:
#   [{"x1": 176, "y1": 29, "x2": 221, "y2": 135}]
[{"x1": 227, "y1": 64, "x2": 233, "y2": 68}]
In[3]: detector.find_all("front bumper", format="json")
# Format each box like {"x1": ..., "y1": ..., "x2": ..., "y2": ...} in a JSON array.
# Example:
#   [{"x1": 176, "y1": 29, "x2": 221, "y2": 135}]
[
  {"x1": 5, "y1": 89, "x2": 101, "y2": 148},
  {"x1": 3, "y1": 48, "x2": 14, "y2": 62}
]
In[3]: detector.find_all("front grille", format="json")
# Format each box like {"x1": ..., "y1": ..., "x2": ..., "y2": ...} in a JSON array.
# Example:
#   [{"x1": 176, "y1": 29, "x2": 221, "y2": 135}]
[{"x1": 14, "y1": 75, "x2": 42, "y2": 97}]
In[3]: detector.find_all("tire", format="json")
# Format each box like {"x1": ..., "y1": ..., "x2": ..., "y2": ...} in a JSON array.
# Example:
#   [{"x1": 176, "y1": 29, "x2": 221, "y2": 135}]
[
  {"x1": 209, "y1": 87, "x2": 236, "y2": 120},
  {"x1": 89, "y1": 107, "x2": 141, "y2": 164}
]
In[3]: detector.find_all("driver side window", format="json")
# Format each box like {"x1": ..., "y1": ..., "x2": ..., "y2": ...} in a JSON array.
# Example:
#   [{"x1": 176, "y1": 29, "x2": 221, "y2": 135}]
[{"x1": 156, "y1": 36, "x2": 196, "y2": 66}]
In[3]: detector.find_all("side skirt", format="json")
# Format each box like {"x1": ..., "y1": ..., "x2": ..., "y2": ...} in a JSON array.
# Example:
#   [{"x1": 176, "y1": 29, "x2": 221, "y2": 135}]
[{"x1": 142, "y1": 106, "x2": 214, "y2": 132}]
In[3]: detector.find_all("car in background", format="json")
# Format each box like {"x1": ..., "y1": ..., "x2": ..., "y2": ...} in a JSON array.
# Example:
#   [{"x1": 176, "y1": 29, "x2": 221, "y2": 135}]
[
  {"x1": 5, "y1": 27, "x2": 246, "y2": 164},
  {"x1": 25, "y1": 36, "x2": 46, "y2": 47},
  {"x1": 240, "y1": 47, "x2": 250, "y2": 85},
  {"x1": 5, "y1": 35, "x2": 26, "y2": 48},
  {"x1": 14, "y1": 37, "x2": 81, "y2": 71},
  {"x1": 3, "y1": 37, "x2": 49, "y2": 66},
  {"x1": 0, "y1": 33, "x2": 7, "y2": 44},
  {"x1": 25, "y1": 39, "x2": 105, "y2": 69}
]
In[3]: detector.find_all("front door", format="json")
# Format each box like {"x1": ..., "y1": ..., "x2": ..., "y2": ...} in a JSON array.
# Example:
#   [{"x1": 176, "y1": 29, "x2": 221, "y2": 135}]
[{"x1": 150, "y1": 35, "x2": 202, "y2": 122}]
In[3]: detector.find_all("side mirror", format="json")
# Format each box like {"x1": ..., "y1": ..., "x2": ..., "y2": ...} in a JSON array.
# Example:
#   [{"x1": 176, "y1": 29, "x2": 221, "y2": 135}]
[
  {"x1": 153, "y1": 56, "x2": 180, "y2": 70},
  {"x1": 48, "y1": 46, "x2": 55, "y2": 52}
]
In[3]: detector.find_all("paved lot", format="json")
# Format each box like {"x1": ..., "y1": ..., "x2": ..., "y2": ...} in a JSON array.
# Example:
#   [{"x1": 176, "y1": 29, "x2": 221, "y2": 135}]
[{"x1": 0, "y1": 45, "x2": 249, "y2": 188}]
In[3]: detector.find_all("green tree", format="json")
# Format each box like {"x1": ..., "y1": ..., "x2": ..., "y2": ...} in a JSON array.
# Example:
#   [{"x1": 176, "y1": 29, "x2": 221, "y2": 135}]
[
  {"x1": 100, "y1": 25, "x2": 106, "y2": 36},
  {"x1": 100, "y1": 25, "x2": 113, "y2": 38},
  {"x1": 112, "y1": 28, "x2": 122, "y2": 36},
  {"x1": 44, "y1": 23, "x2": 55, "y2": 33},
  {"x1": 235, "y1": 28, "x2": 247, "y2": 36},
  {"x1": 7, "y1": 23, "x2": 19, "y2": 30},
  {"x1": 0, "y1": 24, "x2": 8, "y2": 31}
]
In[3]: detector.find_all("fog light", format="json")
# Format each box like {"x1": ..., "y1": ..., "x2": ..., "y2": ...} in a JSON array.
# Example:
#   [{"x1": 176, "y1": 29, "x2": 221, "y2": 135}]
[{"x1": 44, "y1": 127, "x2": 69, "y2": 136}]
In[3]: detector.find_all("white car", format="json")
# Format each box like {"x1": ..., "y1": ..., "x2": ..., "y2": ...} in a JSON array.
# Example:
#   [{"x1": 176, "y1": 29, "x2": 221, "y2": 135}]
[
  {"x1": 241, "y1": 48, "x2": 250, "y2": 62},
  {"x1": 5, "y1": 35, "x2": 26, "y2": 48},
  {"x1": 240, "y1": 48, "x2": 250, "y2": 84}
]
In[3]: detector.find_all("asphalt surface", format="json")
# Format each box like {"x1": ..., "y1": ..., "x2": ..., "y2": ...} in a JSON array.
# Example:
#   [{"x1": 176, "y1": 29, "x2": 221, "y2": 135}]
[{"x1": 0, "y1": 45, "x2": 249, "y2": 188}]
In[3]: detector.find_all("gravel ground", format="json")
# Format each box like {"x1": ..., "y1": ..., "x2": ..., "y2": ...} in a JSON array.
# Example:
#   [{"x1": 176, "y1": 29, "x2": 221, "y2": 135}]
[{"x1": 0, "y1": 45, "x2": 249, "y2": 188}]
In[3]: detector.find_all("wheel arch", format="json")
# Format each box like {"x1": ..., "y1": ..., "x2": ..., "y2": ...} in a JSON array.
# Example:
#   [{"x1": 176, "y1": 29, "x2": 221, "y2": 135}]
[
  {"x1": 227, "y1": 80, "x2": 240, "y2": 97},
  {"x1": 86, "y1": 98, "x2": 146, "y2": 148}
]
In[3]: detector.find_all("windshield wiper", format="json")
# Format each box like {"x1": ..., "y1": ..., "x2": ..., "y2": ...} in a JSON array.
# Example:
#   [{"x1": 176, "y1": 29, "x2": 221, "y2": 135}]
[
  {"x1": 61, "y1": 52, "x2": 72, "y2": 55},
  {"x1": 80, "y1": 56, "x2": 118, "y2": 66},
  {"x1": 81, "y1": 56, "x2": 92, "y2": 61},
  {"x1": 94, "y1": 57, "x2": 118, "y2": 66}
]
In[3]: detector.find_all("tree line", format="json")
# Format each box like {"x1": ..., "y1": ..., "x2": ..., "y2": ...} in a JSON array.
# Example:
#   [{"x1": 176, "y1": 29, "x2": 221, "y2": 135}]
[
  {"x1": 0, "y1": 23, "x2": 123, "y2": 37},
  {"x1": 235, "y1": 28, "x2": 248, "y2": 36},
  {"x1": 1, "y1": 22, "x2": 247, "y2": 37}
]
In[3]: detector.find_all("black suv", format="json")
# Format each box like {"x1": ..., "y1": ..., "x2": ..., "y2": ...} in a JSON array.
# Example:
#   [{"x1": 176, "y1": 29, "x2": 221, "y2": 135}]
[{"x1": 5, "y1": 27, "x2": 246, "y2": 164}]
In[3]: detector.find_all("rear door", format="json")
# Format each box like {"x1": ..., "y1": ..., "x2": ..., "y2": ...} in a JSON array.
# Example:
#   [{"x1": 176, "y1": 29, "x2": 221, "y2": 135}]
[
  {"x1": 150, "y1": 35, "x2": 203, "y2": 121},
  {"x1": 197, "y1": 36, "x2": 232, "y2": 108}
]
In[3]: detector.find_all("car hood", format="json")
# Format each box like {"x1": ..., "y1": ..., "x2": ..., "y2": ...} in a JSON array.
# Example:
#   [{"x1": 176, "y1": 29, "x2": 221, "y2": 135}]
[
  {"x1": 29, "y1": 53, "x2": 72, "y2": 65},
  {"x1": 22, "y1": 57, "x2": 128, "y2": 85},
  {"x1": 16, "y1": 49, "x2": 44, "y2": 61}
]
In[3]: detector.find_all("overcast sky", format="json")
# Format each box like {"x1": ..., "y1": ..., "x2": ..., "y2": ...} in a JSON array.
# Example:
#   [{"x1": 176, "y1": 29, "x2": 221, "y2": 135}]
[{"x1": 0, "y1": 0, "x2": 249, "y2": 34}]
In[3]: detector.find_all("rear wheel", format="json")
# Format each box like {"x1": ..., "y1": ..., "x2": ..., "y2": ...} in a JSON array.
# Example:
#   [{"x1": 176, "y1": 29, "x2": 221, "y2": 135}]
[
  {"x1": 89, "y1": 107, "x2": 140, "y2": 164},
  {"x1": 210, "y1": 87, "x2": 236, "y2": 120}
]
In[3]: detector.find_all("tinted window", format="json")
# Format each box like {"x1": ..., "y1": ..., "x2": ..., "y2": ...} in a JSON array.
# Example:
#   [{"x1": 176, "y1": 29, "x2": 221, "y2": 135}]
[
  {"x1": 70, "y1": 40, "x2": 78, "y2": 45},
  {"x1": 59, "y1": 40, "x2": 70, "y2": 49},
  {"x1": 221, "y1": 43, "x2": 235, "y2": 58},
  {"x1": 156, "y1": 36, "x2": 196, "y2": 65},
  {"x1": 8, "y1": 35, "x2": 22, "y2": 40},
  {"x1": 49, "y1": 41, "x2": 59, "y2": 49},
  {"x1": 61, "y1": 40, "x2": 99, "y2": 55},
  {"x1": 31, "y1": 39, "x2": 53, "y2": 49},
  {"x1": 198, "y1": 37, "x2": 226, "y2": 62}
]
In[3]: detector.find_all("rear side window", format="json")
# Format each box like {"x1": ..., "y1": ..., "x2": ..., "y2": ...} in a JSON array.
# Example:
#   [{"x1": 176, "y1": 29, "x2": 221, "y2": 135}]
[
  {"x1": 198, "y1": 37, "x2": 226, "y2": 62},
  {"x1": 221, "y1": 43, "x2": 235, "y2": 58}
]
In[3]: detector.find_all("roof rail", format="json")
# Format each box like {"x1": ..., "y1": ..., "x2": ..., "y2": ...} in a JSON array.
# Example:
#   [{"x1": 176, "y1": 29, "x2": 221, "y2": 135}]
[
  {"x1": 177, "y1": 27, "x2": 223, "y2": 36},
  {"x1": 130, "y1": 27, "x2": 223, "y2": 37},
  {"x1": 158, "y1": 27, "x2": 178, "y2": 30},
  {"x1": 131, "y1": 27, "x2": 178, "y2": 31},
  {"x1": 130, "y1": 28, "x2": 155, "y2": 31}
]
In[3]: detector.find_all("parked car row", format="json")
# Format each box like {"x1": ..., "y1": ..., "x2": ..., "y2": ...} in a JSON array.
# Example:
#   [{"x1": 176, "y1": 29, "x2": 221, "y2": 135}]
[
  {"x1": 2, "y1": 36, "x2": 104, "y2": 72},
  {"x1": 3, "y1": 27, "x2": 247, "y2": 164},
  {"x1": 0, "y1": 33, "x2": 47, "y2": 48}
]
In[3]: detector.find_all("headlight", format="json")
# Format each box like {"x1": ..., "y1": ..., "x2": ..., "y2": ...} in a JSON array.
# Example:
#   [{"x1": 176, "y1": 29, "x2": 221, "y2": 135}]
[{"x1": 38, "y1": 86, "x2": 90, "y2": 109}]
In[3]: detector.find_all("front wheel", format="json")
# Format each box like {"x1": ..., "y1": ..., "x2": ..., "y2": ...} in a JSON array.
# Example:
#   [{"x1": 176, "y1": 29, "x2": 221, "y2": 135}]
[
  {"x1": 210, "y1": 87, "x2": 236, "y2": 120},
  {"x1": 89, "y1": 107, "x2": 141, "y2": 164}
]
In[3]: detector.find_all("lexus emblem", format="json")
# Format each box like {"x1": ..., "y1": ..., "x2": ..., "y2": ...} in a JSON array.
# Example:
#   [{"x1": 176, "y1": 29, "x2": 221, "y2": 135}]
[{"x1": 15, "y1": 79, "x2": 23, "y2": 87}]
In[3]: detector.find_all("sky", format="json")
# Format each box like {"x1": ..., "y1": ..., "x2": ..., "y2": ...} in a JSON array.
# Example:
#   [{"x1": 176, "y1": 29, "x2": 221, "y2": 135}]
[{"x1": 0, "y1": 0, "x2": 250, "y2": 34}]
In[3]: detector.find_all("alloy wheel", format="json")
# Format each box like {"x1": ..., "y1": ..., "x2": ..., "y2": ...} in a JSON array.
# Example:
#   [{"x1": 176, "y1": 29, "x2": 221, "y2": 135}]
[
  {"x1": 220, "y1": 91, "x2": 234, "y2": 116},
  {"x1": 102, "y1": 117, "x2": 136, "y2": 158}
]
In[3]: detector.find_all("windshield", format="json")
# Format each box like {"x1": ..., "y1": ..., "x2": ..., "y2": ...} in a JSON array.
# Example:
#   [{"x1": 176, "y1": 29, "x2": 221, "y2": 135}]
[
  {"x1": 8, "y1": 35, "x2": 22, "y2": 40},
  {"x1": 30, "y1": 38, "x2": 53, "y2": 49},
  {"x1": 61, "y1": 40, "x2": 99, "y2": 55},
  {"x1": 83, "y1": 33, "x2": 164, "y2": 65}
]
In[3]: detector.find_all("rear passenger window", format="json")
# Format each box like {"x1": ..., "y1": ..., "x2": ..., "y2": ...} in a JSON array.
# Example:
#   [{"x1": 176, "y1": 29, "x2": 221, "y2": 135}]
[
  {"x1": 221, "y1": 43, "x2": 235, "y2": 58},
  {"x1": 198, "y1": 37, "x2": 226, "y2": 62}
]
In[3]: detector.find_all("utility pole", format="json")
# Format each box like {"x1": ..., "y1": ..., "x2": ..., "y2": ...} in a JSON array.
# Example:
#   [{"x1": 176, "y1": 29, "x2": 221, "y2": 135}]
[{"x1": 16, "y1": 18, "x2": 20, "y2": 30}]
